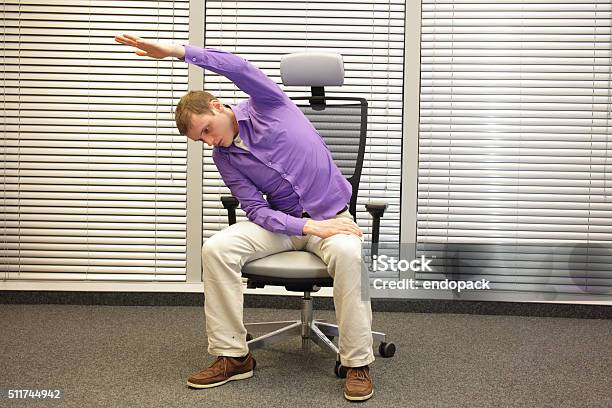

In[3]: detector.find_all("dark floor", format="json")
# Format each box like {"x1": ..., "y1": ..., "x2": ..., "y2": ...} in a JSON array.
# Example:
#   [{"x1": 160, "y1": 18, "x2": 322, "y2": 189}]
[{"x1": 1, "y1": 304, "x2": 611, "y2": 408}]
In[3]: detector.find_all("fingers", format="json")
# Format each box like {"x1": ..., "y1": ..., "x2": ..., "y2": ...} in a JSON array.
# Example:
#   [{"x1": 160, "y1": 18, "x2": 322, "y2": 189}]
[
  {"x1": 348, "y1": 222, "x2": 363, "y2": 237},
  {"x1": 340, "y1": 221, "x2": 361, "y2": 236},
  {"x1": 312, "y1": 218, "x2": 363, "y2": 239},
  {"x1": 114, "y1": 35, "x2": 129, "y2": 45},
  {"x1": 332, "y1": 218, "x2": 363, "y2": 237},
  {"x1": 123, "y1": 33, "x2": 142, "y2": 42},
  {"x1": 114, "y1": 34, "x2": 143, "y2": 47},
  {"x1": 114, "y1": 36, "x2": 138, "y2": 49},
  {"x1": 114, "y1": 34, "x2": 155, "y2": 58}
]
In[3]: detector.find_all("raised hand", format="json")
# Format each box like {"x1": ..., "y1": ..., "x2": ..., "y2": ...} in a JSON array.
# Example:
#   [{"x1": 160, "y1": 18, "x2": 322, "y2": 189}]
[{"x1": 114, "y1": 33, "x2": 184, "y2": 59}]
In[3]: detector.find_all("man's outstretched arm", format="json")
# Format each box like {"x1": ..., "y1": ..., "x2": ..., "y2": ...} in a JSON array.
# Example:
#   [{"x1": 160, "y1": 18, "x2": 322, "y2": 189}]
[
  {"x1": 114, "y1": 33, "x2": 185, "y2": 59},
  {"x1": 114, "y1": 34, "x2": 286, "y2": 107}
]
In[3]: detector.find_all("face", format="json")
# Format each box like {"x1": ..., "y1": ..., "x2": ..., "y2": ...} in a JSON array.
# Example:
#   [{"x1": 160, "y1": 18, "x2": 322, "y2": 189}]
[{"x1": 185, "y1": 100, "x2": 238, "y2": 147}]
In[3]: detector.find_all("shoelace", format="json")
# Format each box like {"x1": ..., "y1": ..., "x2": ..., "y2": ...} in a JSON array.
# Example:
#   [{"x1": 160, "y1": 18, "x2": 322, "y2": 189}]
[
  {"x1": 210, "y1": 356, "x2": 229, "y2": 378},
  {"x1": 348, "y1": 367, "x2": 370, "y2": 381}
]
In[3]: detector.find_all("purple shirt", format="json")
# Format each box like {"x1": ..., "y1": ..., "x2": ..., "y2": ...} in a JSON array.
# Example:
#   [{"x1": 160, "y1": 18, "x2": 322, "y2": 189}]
[{"x1": 184, "y1": 45, "x2": 352, "y2": 236}]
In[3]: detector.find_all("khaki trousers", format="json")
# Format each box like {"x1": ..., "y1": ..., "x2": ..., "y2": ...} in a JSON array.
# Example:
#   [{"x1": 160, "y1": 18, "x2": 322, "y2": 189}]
[{"x1": 201, "y1": 209, "x2": 375, "y2": 368}]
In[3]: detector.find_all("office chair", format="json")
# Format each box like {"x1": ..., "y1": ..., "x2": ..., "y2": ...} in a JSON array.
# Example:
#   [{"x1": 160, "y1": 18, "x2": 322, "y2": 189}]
[{"x1": 219, "y1": 52, "x2": 396, "y2": 378}]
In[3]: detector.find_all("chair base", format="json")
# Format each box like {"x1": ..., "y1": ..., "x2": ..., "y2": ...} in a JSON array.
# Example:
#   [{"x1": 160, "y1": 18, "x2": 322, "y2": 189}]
[{"x1": 244, "y1": 292, "x2": 387, "y2": 356}]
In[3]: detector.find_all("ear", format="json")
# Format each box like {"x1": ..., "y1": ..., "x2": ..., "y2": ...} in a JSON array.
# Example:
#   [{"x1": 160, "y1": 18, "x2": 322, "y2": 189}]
[{"x1": 209, "y1": 99, "x2": 223, "y2": 113}]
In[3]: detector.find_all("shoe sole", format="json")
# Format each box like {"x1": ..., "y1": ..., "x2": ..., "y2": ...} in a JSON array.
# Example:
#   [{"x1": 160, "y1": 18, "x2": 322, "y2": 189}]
[
  {"x1": 186, "y1": 370, "x2": 254, "y2": 389},
  {"x1": 344, "y1": 389, "x2": 374, "y2": 401}
]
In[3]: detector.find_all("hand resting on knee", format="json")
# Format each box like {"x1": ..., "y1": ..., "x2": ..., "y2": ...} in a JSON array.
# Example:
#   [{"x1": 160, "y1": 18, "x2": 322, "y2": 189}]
[{"x1": 303, "y1": 218, "x2": 363, "y2": 239}]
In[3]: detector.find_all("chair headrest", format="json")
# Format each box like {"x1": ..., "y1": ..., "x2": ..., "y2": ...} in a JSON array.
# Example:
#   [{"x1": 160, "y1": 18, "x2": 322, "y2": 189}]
[{"x1": 280, "y1": 52, "x2": 344, "y2": 87}]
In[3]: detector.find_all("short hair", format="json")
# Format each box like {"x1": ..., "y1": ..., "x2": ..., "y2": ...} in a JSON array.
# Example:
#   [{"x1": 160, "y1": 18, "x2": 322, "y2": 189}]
[{"x1": 175, "y1": 91, "x2": 218, "y2": 135}]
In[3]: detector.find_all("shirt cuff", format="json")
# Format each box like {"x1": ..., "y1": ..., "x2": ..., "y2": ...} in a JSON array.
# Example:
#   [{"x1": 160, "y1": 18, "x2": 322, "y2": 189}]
[
  {"x1": 176, "y1": 44, "x2": 187, "y2": 61},
  {"x1": 285, "y1": 215, "x2": 308, "y2": 237},
  {"x1": 183, "y1": 44, "x2": 205, "y2": 65}
]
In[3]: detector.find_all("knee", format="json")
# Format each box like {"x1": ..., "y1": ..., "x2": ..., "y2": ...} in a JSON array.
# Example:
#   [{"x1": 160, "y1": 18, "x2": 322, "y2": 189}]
[
  {"x1": 326, "y1": 235, "x2": 363, "y2": 264},
  {"x1": 202, "y1": 235, "x2": 226, "y2": 263},
  {"x1": 202, "y1": 234, "x2": 240, "y2": 266},
  {"x1": 202, "y1": 233, "x2": 245, "y2": 271}
]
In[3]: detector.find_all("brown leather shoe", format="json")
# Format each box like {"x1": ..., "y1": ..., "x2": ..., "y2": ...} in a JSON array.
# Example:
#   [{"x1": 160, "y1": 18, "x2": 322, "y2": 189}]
[
  {"x1": 343, "y1": 365, "x2": 374, "y2": 401},
  {"x1": 186, "y1": 353, "x2": 256, "y2": 389}
]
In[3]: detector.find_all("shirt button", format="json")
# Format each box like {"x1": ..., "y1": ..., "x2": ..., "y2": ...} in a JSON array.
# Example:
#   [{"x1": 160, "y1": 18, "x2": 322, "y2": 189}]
[
  {"x1": 282, "y1": 173, "x2": 287, "y2": 178},
  {"x1": 192, "y1": 57, "x2": 196, "y2": 62},
  {"x1": 295, "y1": 185, "x2": 299, "y2": 190},
  {"x1": 268, "y1": 161, "x2": 273, "y2": 166}
]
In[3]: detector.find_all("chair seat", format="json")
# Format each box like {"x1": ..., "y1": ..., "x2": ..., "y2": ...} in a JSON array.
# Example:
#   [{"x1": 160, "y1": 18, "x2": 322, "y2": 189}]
[{"x1": 242, "y1": 251, "x2": 329, "y2": 279}]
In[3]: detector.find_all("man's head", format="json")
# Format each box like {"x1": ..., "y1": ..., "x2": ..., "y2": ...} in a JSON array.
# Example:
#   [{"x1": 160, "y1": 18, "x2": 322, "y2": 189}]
[{"x1": 175, "y1": 91, "x2": 238, "y2": 147}]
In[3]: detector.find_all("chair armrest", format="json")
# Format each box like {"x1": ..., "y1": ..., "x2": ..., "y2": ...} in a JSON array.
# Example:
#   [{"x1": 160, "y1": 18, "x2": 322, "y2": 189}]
[
  {"x1": 220, "y1": 196, "x2": 239, "y2": 225},
  {"x1": 365, "y1": 202, "x2": 387, "y2": 258}
]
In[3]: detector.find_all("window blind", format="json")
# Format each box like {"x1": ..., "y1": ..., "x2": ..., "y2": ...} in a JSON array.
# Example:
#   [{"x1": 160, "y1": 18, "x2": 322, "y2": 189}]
[
  {"x1": 418, "y1": 0, "x2": 612, "y2": 296},
  {"x1": 201, "y1": 0, "x2": 405, "y2": 276},
  {"x1": 1, "y1": 0, "x2": 190, "y2": 281}
]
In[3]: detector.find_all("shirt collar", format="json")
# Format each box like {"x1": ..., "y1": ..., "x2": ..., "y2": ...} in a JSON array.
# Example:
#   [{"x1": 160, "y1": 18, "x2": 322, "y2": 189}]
[
  {"x1": 216, "y1": 103, "x2": 249, "y2": 153},
  {"x1": 227, "y1": 102, "x2": 249, "y2": 122}
]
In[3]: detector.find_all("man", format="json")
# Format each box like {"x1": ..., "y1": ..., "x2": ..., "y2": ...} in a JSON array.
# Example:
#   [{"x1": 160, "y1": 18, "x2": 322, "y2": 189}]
[{"x1": 114, "y1": 33, "x2": 375, "y2": 401}]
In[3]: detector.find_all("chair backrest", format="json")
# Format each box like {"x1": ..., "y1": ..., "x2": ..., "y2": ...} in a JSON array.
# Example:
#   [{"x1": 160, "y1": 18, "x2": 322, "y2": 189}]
[
  {"x1": 281, "y1": 52, "x2": 367, "y2": 222},
  {"x1": 290, "y1": 96, "x2": 367, "y2": 222}
]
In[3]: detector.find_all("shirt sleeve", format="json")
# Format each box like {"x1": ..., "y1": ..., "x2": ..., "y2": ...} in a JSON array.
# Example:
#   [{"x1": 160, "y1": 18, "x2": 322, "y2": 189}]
[
  {"x1": 213, "y1": 150, "x2": 308, "y2": 236},
  {"x1": 183, "y1": 44, "x2": 286, "y2": 108}
]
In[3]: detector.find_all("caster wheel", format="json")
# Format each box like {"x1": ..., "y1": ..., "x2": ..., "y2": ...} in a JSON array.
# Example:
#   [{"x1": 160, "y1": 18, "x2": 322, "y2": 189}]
[
  {"x1": 334, "y1": 360, "x2": 348, "y2": 378},
  {"x1": 379, "y1": 342, "x2": 396, "y2": 358},
  {"x1": 246, "y1": 333, "x2": 253, "y2": 342}
]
